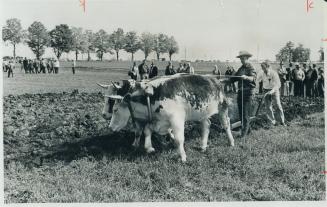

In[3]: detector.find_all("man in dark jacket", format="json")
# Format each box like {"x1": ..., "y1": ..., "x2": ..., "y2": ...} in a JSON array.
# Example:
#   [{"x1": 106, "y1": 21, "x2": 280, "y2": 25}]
[
  {"x1": 304, "y1": 64, "x2": 317, "y2": 98},
  {"x1": 230, "y1": 51, "x2": 256, "y2": 138},
  {"x1": 138, "y1": 60, "x2": 149, "y2": 80},
  {"x1": 165, "y1": 61, "x2": 176, "y2": 75},
  {"x1": 23, "y1": 57, "x2": 28, "y2": 73},
  {"x1": 148, "y1": 62, "x2": 158, "y2": 78}
]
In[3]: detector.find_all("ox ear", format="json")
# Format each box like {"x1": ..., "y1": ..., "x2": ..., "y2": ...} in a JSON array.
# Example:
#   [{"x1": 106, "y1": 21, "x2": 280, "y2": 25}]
[
  {"x1": 111, "y1": 81, "x2": 122, "y2": 89},
  {"x1": 97, "y1": 83, "x2": 110, "y2": 89}
]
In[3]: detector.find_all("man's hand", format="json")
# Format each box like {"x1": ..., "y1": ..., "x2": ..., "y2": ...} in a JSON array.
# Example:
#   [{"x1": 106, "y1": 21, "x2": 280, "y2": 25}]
[
  {"x1": 266, "y1": 90, "x2": 274, "y2": 95},
  {"x1": 240, "y1": 75, "x2": 248, "y2": 80}
]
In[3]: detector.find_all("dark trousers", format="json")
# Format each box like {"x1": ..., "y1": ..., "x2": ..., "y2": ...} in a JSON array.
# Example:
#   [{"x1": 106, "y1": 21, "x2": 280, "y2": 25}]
[
  {"x1": 237, "y1": 93, "x2": 253, "y2": 137},
  {"x1": 305, "y1": 82, "x2": 314, "y2": 97},
  {"x1": 294, "y1": 80, "x2": 303, "y2": 97},
  {"x1": 318, "y1": 79, "x2": 324, "y2": 97},
  {"x1": 7, "y1": 68, "x2": 13, "y2": 77},
  {"x1": 72, "y1": 67, "x2": 75, "y2": 74}
]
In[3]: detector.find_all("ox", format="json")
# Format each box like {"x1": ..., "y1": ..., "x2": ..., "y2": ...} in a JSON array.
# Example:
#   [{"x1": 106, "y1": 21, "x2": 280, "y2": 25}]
[{"x1": 108, "y1": 74, "x2": 235, "y2": 162}]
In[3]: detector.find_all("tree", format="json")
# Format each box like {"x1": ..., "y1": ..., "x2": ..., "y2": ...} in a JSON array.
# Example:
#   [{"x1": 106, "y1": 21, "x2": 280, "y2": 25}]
[
  {"x1": 85, "y1": 30, "x2": 95, "y2": 61},
  {"x1": 71, "y1": 27, "x2": 88, "y2": 60},
  {"x1": 292, "y1": 44, "x2": 310, "y2": 63},
  {"x1": 49, "y1": 24, "x2": 73, "y2": 59},
  {"x1": 26, "y1": 21, "x2": 49, "y2": 60},
  {"x1": 319, "y1": 47, "x2": 324, "y2": 62},
  {"x1": 275, "y1": 41, "x2": 294, "y2": 63},
  {"x1": 140, "y1": 32, "x2": 156, "y2": 60},
  {"x1": 124, "y1": 31, "x2": 140, "y2": 61},
  {"x1": 93, "y1": 29, "x2": 112, "y2": 61},
  {"x1": 154, "y1": 33, "x2": 169, "y2": 60},
  {"x1": 109, "y1": 28, "x2": 125, "y2": 61},
  {"x1": 167, "y1": 36, "x2": 179, "y2": 61},
  {"x1": 2, "y1": 18, "x2": 25, "y2": 58}
]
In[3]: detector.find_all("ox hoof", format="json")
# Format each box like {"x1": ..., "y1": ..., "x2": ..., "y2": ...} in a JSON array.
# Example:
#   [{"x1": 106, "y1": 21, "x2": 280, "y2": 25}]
[
  {"x1": 146, "y1": 147, "x2": 155, "y2": 153},
  {"x1": 200, "y1": 147, "x2": 207, "y2": 152},
  {"x1": 132, "y1": 142, "x2": 140, "y2": 148},
  {"x1": 230, "y1": 142, "x2": 235, "y2": 147},
  {"x1": 181, "y1": 157, "x2": 187, "y2": 163}
]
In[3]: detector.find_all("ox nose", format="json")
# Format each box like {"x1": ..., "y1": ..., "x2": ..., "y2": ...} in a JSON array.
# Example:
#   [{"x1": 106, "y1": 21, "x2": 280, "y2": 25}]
[{"x1": 102, "y1": 113, "x2": 110, "y2": 120}]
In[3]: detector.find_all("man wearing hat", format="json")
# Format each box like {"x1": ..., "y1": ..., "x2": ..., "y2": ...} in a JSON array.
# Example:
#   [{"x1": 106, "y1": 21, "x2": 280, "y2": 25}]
[
  {"x1": 230, "y1": 51, "x2": 256, "y2": 138},
  {"x1": 257, "y1": 61, "x2": 286, "y2": 126}
]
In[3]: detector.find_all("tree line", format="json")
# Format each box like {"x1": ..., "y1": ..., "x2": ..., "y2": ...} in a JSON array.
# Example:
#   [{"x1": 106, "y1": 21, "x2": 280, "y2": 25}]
[
  {"x1": 275, "y1": 41, "x2": 324, "y2": 63},
  {"x1": 2, "y1": 18, "x2": 179, "y2": 61}
]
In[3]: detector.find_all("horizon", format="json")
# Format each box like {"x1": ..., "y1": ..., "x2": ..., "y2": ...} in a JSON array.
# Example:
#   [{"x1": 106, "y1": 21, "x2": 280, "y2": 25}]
[{"x1": 1, "y1": 0, "x2": 325, "y2": 61}]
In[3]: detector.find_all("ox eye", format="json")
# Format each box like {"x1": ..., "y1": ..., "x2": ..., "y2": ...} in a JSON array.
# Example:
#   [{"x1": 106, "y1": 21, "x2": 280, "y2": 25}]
[{"x1": 113, "y1": 109, "x2": 118, "y2": 113}]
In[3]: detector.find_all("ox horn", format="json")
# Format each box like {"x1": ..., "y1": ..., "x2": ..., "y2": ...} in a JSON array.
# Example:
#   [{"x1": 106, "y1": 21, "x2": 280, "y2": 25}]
[{"x1": 97, "y1": 83, "x2": 110, "y2": 89}]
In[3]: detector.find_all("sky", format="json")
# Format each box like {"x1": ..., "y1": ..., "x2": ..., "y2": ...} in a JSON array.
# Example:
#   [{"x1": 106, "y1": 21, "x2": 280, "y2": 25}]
[{"x1": 1, "y1": 0, "x2": 326, "y2": 61}]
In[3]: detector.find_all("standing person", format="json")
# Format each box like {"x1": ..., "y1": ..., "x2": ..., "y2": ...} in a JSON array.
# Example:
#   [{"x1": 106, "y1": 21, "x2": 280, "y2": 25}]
[
  {"x1": 128, "y1": 62, "x2": 139, "y2": 80},
  {"x1": 185, "y1": 62, "x2": 194, "y2": 74},
  {"x1": 40, "y1": 59, "x2": 46, "y2": 73},
  {"x1": 72, "y1": 60, "x2": 76, "y2": 74},
  {"x1": 230, "y1": 51, "x2": 256, "y2": 138},
  {"x1": 23, "y1": 57, "x2": 28, "y2": 73},
  {"x1": 138, "y1": 60, "x2": 149, "y2": 80},
  {"x1": 165, "y1": 61, "x2": 176, "y2": 75},
  {"x1": 8, "y1": 60, "x2": 14, "y2": 78},
  {"x1": 212, "y1": 65, "x2": 221, "y2": 76},
  {"x1": 317, "y1": 67, "x2": 324, "y2": 97},
  {"x1": 50, "y1": 59, "x2": 55, "y2": 73},
  {"x1": 292, "y1": 63, "x2": 305, "y2": 97},
  {"x1": 28, "y1": 60, "x2": 33, "y2": 73},
  {"x1": 310, "y1": 64, "x2": 319, "y2": 97},
  {"x1": 278, "y1": 62, "x2": 287, "y2": 96},
  {"x1": 46, "y1": 60, "x2": 51, "y2": 73},
  {"x1": 301, "y1": 63, "x2": 309, "y2": 97},
  {"x1": 285, "y1": 63, "x2": 293, "y2": 96},
  {"x1": 3, "y1": 59, "x2": 8, "y2": 72},
  {"x1": 33, "y1": 60, "x2": 38, "y2": 74},
  {"x1": 304, "y1": 63, "x2": 314, "y2": 97},
  {"x1": 224, "y1": 66, "x2": 236, "y2": 93},
  {"x1": 148, "y1": 62, "x2": 158, "y2": 79},
  {"x1": 257, "y1": 61, "x2": 286, "y2": 126},
  {"x1": 54, "y1": 59, "x2": 60, "y2": 74},
  {"x1": 177, "y1": 63, "x2": 185, "y2": 73}
]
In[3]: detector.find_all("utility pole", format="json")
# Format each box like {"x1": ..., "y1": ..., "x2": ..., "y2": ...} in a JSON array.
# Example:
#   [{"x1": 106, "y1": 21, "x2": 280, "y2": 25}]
[{"x1": 184, "y1": 47, "x2": 186, "y2": 61}]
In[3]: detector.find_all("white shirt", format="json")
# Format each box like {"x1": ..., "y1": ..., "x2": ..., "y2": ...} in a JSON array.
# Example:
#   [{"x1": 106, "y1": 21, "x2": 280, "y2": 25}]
[
  {"x1": 256, "y1": 69, "x2": 281, "y2": 93},
  {"x1": 54, "y1": 60, "x2": 60, "y2": 67}
]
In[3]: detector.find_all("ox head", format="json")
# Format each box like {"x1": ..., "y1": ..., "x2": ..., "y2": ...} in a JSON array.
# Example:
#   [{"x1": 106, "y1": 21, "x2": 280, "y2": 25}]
[
  {"x1": 109, "y1": 94, "x2": 132, "y2": 132},
  {"x1": 97, "y1": 79, "x2": 136, "y2": 120}
]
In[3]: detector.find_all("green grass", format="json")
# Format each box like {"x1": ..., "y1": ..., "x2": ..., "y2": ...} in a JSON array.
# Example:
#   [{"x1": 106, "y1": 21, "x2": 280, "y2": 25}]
[{"x1": 4, "y1": 113, "x2": 325, "y2": 202}]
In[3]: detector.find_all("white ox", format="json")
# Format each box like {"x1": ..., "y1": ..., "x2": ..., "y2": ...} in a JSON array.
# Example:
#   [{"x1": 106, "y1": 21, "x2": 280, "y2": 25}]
[
  {"x1": 108, "y1": 74, "x2": 235, "y2": 162},
  {"x1": 98, "y1": 75, "x2": 182, "y2": 149}
]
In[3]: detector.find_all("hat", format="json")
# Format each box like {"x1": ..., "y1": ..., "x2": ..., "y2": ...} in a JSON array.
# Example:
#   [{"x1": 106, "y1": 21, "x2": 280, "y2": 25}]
[{"x1": 236, "y1": 50, "x2": 252, "y2": 58}]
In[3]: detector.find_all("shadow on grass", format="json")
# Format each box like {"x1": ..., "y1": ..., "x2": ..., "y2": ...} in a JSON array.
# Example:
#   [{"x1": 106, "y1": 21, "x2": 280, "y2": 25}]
[{"x1": 34, "y1": 131, "x2": 176, "y2": 167}]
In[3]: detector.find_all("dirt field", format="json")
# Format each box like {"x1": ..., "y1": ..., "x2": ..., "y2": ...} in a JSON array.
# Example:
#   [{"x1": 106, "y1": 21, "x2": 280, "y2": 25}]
[{"x1": 2, "y1": 62, "x2": 325, "y2": 202}]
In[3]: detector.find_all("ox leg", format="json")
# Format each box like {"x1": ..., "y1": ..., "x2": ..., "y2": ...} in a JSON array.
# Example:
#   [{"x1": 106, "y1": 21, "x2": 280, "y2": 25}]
[
  {"x1": 171, "y1": 120, "x2": 187, "y2": 162},
  {"x1": 200, "y1": 118, "x2": 211, "y2": 152},
  {"x1": 218, "y1": 110, "x2": 235, "y2": 147},
  {"x1": 132, "y1": 123, "x2": 142, "y2": 148},
  {"x1": 168, "y1": 128, "x2": 174, "y2": 139},
  {"x1": 144, "y1": 124, "x2": 155, "y2": 153}
]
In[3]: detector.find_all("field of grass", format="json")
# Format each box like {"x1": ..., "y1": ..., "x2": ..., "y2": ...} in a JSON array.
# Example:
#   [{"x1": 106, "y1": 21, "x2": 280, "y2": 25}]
[{"x1": 2, "y1": 61, "x2": 325, "y2": 202}]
